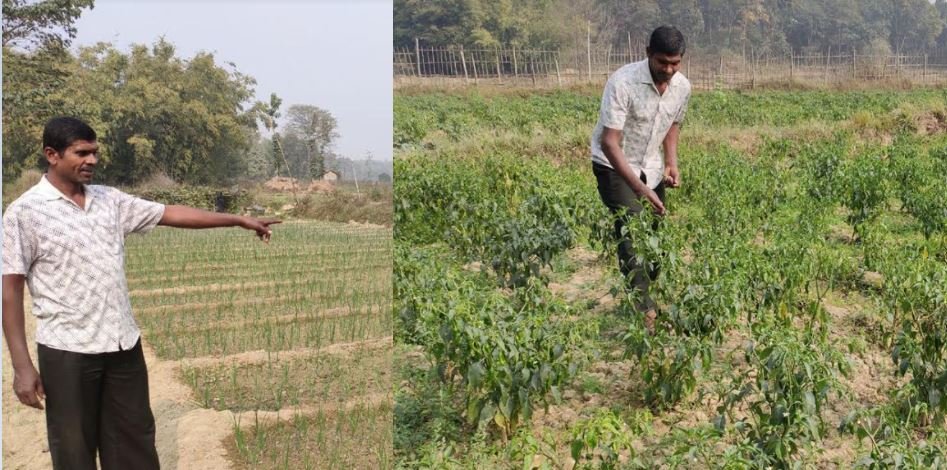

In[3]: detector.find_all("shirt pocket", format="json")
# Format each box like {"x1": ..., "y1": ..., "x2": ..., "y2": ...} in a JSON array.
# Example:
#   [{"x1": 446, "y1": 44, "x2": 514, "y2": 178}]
[
  {"x1": 658, "y1": 100, "x2": 679, "y2": 123},
  {"x1": 630, "y1": 98, "x2": 659, "y2": 124},
  {"x1": 92, "y1": 206, "x2": 125, "y2": 257}
]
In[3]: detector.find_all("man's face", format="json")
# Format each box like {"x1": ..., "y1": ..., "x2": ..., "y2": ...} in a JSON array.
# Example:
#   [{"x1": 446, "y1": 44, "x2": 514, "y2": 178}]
[
  {"x1": 46, "y1": 139, "x2": 99, "y2": 184},
  {"x1": 647, "y1": 49, "x2": 682, "y2": 84}
]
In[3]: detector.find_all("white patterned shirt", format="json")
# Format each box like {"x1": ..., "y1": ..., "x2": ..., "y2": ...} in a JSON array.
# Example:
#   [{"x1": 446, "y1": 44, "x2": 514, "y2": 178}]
[
  {"x1": 591, "y1": 59, "x2": 691, "y2": 189},
  {"x1": 2, "y1": 175, "x2": 165, "y2": 353}
]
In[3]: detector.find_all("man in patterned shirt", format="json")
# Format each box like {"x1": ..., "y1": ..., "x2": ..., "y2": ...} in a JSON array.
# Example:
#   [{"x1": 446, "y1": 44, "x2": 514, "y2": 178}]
[
  {"x1": 2, "y1": 117, "x2": 281, "y2": 469},
  {"x1": 591, "y1": 26, "x2": 691, "y2": 333}
]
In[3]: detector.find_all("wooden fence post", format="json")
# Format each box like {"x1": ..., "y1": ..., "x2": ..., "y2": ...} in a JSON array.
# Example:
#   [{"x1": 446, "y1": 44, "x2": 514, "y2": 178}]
[
  {"x1": 605, "y1": 44, "x2": 610, "y2": 74},
  {"x1": 852, "y1": 49, "x2": 856, "y2": 79},
  {"x1": 460, "y1": 45, "x2": 469, "y2": 82},
  {"x1": 555, "y1": 56, "x2": 562, "y2": 87},
  {"x1": 627, "y1": 31, "x2": 632, "y2": 63},
  {"x1": 471, "y1": 50, "x2": 478, "y2": 83},
  {"x1": 790, "y1": 50, "x2": 794, "y2": 80},
  {"x1": 587, "y1": 21, "x2": 592, "y2": 82},
  {"x1": 513, "y1": 45, "x2": 518, "y2": 77},
  {"x1": 415, "y1": 38, "x2": 422, "y2": 77},
  {"x1": 530, "y1": 54, "x2": 536, "y2": 87},
  {"x1": 496, "y1": 47, "x2": 502, "y2": 82},
  {"x1": 896, "y1": 49, "x2": 901, "y2": 78}
]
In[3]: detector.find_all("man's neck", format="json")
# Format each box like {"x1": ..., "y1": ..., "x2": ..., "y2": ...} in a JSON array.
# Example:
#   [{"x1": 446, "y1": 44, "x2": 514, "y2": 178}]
[
  {"x1": 46, "y1": 173, "x2": 86, "y2": 203},
  {"x1": 649, "y1": 69, "x2": 670, "y2": 95},
  {"x1": 653, "y1": 77, "x2": 669, "y2": 95}
]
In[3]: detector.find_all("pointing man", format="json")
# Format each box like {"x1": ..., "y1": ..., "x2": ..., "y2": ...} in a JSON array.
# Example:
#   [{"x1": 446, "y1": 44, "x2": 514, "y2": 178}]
[{"x1": 2, "y1": 116, "x2": 280, "y2": 469}]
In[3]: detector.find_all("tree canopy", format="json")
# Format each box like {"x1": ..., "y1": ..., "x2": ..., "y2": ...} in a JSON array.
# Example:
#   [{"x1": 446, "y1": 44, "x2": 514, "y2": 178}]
[
  {"x1": 3, "y1": 39, "x2": 259, "y2": 185},
  {"x1": 2, "y1": 0, "x2": 95, "y2": 50},
  {"x1": 3, "y1": 1, "x2": 349, "y2": 186},
  {"x1": 394, "y1": 0, "x2": 947, "y2": 55}
]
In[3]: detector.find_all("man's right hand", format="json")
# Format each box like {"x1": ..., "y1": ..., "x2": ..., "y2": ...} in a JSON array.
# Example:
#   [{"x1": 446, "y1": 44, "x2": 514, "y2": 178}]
[
  {"x1": 13, "y1": 364, "x2": 44, "y2": 409},
  {"x1": 641, "y1": 188, "x2": 666, "y2": 216}
]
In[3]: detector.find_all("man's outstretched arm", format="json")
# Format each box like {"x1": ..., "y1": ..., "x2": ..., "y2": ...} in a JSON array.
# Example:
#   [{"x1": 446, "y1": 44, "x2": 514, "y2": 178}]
[
  {"x1": 158, "y1": 206, "x2": 281, "y2": 242},
  {"x1": 2, "y1": 274, "x2": 45, "y2": 409}
]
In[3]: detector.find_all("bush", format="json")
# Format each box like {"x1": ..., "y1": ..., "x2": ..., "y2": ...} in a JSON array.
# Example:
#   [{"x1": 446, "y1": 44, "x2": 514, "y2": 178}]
[
  {"x1": 2, "y1": 169, "x2": 43, "y2": 208},
  {"x1": 132, "y1": 186, "x2": 250, "y2": 213}
]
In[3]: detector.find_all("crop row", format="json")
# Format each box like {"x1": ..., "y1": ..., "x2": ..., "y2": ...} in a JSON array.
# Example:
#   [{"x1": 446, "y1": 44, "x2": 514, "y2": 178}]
[{"x1": 394, "y1": 89, "x2": 947, "y2": 467}]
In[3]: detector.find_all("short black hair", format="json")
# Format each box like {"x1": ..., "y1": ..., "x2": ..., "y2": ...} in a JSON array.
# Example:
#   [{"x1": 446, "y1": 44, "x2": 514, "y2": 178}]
[
  {"x1": 42, "y1": 117, "x2": 96, "y2": 154},
  {"x1": 649, "y1": 26, "x2": 686, "y2": 56}
]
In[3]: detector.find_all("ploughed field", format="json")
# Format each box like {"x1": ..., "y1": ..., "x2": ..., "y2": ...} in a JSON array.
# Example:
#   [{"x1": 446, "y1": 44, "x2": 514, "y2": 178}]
[
  {"x1": 394, "y1": 87, "x2": 947, "y2": 468},
  {"x1": 126, "y1": 220, "x2": 393, "y2": 469}
]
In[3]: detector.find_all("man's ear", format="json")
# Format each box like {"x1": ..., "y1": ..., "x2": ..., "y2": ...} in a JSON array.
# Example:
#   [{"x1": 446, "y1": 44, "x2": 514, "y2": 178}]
[{"x1": 43, "y1": 147, "x2": 59, "y2": 167}]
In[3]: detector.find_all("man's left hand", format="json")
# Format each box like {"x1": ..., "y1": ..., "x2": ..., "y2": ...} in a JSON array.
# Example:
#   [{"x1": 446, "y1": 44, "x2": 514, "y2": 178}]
[
  {"x1": 241, "y1": 217, "x2": 282, "y2": 243},
  {"x1": 663, "y1": 166, "x2": 680, "y2": 188}
]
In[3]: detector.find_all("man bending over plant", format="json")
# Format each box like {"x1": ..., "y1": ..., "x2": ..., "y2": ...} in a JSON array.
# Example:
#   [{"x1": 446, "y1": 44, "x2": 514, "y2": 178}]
[{"x1": 591, "y1": 25, "x2": 691, "y2": 333}]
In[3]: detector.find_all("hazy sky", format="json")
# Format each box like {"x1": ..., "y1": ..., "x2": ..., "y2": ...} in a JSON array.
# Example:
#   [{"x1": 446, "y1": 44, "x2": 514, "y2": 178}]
[{"x1": 72, "y1": 0, "x2": 393, "y2": 161}]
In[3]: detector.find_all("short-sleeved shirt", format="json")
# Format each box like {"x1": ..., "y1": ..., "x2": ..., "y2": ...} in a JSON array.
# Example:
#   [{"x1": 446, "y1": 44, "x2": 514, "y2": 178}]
[
  {"x1": 2, "y1": 175, "x2": 165, "y2": 354},
  {"x1": 591, "y1": 59, "x2": 692, "y2": 189}
]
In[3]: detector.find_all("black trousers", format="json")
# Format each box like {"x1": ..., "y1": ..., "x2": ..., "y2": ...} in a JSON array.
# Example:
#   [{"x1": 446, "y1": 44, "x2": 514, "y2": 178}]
[
  {"x1": 593, "y1": 162, "x2": 666, "y2": 314},
  {"x1": 37, "y1": 340, "x2": 160, "y2": 470}
]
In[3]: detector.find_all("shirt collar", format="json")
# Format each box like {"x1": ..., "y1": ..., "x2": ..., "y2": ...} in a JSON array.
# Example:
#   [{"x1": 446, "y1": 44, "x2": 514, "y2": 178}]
[
  {"x1": 34, "y1": 174, "x2": 94, "y2": 210},
  {"x1": 636, "y1": 59, "x2": 678, "y2": 91}
]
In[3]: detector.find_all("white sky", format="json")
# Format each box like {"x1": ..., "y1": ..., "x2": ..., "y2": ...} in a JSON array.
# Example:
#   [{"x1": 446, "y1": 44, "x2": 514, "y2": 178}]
[{"x1": 71, "y1": 0, "x2": 393, "y2": 161}]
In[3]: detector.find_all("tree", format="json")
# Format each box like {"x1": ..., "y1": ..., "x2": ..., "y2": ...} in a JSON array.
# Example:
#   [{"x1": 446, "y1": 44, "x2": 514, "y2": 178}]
[
  {"x1": 663, "y1": 0, "x2": 704, "y2": 43},
  {"x1": 888, "y1": 0, "x2": 943, "y2": 52},
  {"x1": 2, "y1": 0, "x2": 94, "y2": 179},
  {"x1": 285, "y1": 104, "x2": 338, "y2": 180},
  {"x1": 255, "y1": 93, "x2": 289, "y2": 178},
  {"x1": 254, "y1": 93, "x2": 300, "y2": 203},
  {"x1": 2, "y1": 46, "x2": 73, "y2": 179},
  {"x1": 4, "y1": 38, "x2": 259, "y2": 185},
  {"x1": 377, "y1": 172, "x2": 391, "y2": 183},
  {"x1": 935, "y1": 0, "x2": 947, "y2": 49},
  {"x1": 2, "y1": 0, "x2": 95, "y2": 50},
  {"x1": 70, "y1": 40, "x2": 257, "y2": 184}
]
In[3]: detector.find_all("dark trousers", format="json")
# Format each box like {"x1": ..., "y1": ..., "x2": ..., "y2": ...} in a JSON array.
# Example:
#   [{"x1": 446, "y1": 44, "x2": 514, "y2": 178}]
[
  {"x1": 37, "y1": 340, "x2": 160, "y2": 470},
  {"x1": 593, "y1": 162, "x2": 666, "y2": 313}
]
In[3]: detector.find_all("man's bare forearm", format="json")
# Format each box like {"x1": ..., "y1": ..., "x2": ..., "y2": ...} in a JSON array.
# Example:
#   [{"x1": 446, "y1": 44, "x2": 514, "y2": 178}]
[
  {"x1": 601, "y1": 129, "x2": 648, "y2": 195},
  {"x1": 158, "y1": 205, "x2": 247, "y2": 229},
  {"x1": 663, "y1": 123, "x2": 680, "y2": 168},
  {"x1": 2, "y1": 274, "x2": 34, "y2": 371}
]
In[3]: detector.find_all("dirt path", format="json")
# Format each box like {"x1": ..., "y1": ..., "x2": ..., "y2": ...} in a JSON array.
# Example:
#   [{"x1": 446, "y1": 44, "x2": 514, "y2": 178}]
[
  {"x1": 2, "y1": 310, "x2": 48, "y2": 470},
  {"x1": 4, "y1": 299, "x2": 393, "y2": 469},
  {"x1": 177, "y1": 336, "x2": 392, "y2": 369}
]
